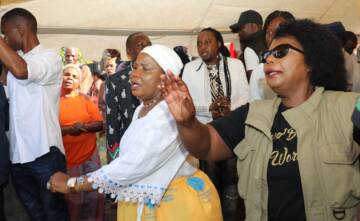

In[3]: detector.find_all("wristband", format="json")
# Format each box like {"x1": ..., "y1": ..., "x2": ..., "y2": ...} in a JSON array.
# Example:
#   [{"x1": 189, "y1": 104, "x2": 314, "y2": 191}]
[{"x1": 66, "y1": 177, "x2": 77, "y2": 193}]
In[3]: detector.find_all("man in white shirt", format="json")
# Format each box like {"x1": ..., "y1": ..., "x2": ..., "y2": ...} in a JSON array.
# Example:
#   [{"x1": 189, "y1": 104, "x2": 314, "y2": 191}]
[
  {"x1": 0, "y1": 8, "x2": 68, "y2": 221},
  {"x1": 182, "y1": 27, "x2": 248, "y2": 221}
]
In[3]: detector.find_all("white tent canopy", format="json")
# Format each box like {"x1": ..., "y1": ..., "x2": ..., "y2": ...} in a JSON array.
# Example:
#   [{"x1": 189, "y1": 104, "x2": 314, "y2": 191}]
[{"x1": 0, "y1": 0, "x2": 359, "y2": 61}]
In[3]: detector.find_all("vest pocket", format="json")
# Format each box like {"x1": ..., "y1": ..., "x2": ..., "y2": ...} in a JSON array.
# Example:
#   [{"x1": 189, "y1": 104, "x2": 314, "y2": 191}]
[
  {"x1": 320, "y1": 143, "x2": 358, "y2": 164},
  {"x1": 319, "y1": 143, "x2": 360, "y2": 208},
  {"x1": 234, "y1": 142, "x2": 255, "y2": 199}
]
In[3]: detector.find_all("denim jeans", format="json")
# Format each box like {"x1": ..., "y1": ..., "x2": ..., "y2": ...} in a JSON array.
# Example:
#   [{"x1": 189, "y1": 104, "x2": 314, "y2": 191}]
[{"x1": 11, "y1": 147, "x2": 69, "y2": 221}]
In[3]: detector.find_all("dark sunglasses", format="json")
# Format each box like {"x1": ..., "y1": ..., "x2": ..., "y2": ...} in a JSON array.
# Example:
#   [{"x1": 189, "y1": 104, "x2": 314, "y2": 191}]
[{"x1": 261, "y1": 44, "x2": 304, "y2": 63}]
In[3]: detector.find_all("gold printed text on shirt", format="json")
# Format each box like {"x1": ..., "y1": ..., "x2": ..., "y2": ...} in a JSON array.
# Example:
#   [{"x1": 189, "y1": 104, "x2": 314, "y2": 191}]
[
  {"x1": 272, "y1": 128, "x2": 297, "y2": 141},
  {"x1": 270, "y1": 147, "x2": 298, "y2": 166}
]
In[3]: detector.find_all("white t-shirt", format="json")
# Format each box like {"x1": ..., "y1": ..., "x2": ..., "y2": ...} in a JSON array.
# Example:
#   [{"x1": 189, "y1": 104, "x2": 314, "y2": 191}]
[
  {"x1": 7, "y1": 44, "x2": 64, "y2": 164},
  {"x1": 244, "y1": 47, "x2": 260, "y2": 71}
]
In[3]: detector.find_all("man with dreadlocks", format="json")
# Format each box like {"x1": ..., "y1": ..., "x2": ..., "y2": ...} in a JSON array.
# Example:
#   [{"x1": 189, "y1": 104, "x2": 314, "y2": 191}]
[{"x1": 182, "y1": 27, "x2": 249, "y2": 221}]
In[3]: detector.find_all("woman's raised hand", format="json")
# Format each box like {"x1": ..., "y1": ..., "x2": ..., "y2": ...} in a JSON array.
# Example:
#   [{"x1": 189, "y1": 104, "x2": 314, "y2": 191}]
[{"x1": 160, "y1": 71, "x2": 196, "y2": 127}]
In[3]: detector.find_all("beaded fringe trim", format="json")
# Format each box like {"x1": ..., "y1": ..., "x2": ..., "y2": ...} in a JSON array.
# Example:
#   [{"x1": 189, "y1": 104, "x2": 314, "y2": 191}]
[{"x1": 87, "y1": 169, "x2": 166, "y2": 205}]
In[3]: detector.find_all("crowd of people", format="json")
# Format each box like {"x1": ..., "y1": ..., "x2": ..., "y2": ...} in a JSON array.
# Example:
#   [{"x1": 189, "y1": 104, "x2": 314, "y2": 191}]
[{"x1": 0, "y1": 6, "x2": 359, "y2": 221}]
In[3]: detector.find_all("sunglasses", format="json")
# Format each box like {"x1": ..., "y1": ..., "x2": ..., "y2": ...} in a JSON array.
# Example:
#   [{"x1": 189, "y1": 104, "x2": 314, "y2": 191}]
[{"x1": 261, "y1": 44, "x2": 304, "y2": 63}]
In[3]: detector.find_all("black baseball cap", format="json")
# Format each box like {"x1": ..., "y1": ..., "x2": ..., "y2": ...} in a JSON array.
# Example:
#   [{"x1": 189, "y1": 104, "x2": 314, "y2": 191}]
[{"x1": 230, "y1": 10, "x2": 263, "y2": 33}]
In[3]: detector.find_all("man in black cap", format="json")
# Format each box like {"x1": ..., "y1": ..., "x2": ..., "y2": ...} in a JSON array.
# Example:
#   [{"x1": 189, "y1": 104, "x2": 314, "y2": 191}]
[{"x1": 230, "y1": 10, "x2": 266, "y2": 80}]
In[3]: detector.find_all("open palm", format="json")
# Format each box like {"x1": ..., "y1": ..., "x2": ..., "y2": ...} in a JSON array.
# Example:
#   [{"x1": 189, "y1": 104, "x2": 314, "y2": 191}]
[{"x1": 160, "y1": 72, "x2": 196, "y2": 126}]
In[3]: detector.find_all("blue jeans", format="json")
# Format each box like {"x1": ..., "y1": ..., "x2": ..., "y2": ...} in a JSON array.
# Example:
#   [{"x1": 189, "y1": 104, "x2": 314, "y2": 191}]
[{"x1": 11, "y1": 147, "x2": 69, "y2": 221}]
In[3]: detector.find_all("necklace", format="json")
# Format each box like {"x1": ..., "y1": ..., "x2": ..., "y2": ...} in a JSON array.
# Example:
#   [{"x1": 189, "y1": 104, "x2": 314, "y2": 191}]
[
  {"x1": 206, "y1": 64, "x2": 218, "y2": 71},
  {"x1": 143, "y1": 98, "x2": 159, "y2": 108}
]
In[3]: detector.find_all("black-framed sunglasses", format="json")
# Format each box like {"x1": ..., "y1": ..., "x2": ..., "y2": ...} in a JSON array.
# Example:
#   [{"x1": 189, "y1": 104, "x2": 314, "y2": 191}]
[{"x1": 261, "y1": 44, "x2": 304, "y2": 63}]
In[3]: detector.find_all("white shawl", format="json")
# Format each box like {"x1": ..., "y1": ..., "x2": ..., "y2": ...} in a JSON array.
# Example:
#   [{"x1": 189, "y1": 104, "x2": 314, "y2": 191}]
[{"x1": 88, "y1": 101, "x2": 188, "y2": 205}]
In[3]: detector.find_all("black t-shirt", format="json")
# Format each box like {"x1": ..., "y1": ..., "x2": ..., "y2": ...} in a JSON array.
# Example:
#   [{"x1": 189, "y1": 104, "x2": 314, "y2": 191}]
[
  {"x1": 210, "y1": 103, "x2": 249, "y2": 149},
  {"x1": 267, "y1": 104, "x2": 305, "y2": 221}
]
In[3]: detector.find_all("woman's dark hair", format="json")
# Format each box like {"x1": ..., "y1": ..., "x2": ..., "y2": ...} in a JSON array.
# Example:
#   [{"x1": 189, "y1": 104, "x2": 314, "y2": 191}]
[
  {"x1": 92, "y1": 70, "x2": 102, "y2": 78},
  {"x1": 173, "y1": 46, "x2": 190, "y2": 65},
  {"x1": 263, "y1": 10, "x2": 295, "y2": 35},
  {"x1": 274, "y1": 19, "x2": 346, "y2": 91},
  {"x1": 173, "y1": 46, "x2": 190, "y2": 78},
  {"x1": 200, "y1": 27, "x2": 230, "y2": 57},
  {"x1": 105, "y1": 49, "x2": 121, "y2": 60},
  {"x1": 341, "y1": 31, "x2": 357, "y2": 45}
]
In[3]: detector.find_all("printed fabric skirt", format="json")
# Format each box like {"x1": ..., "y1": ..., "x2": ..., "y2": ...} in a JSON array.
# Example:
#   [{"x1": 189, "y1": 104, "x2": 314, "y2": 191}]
[
  {"x1": 66, "y1": 151, "x2": 105, "y2": 221},
  {"x1": 117, "y1": 169, "x2": 223, "y2": 221}
]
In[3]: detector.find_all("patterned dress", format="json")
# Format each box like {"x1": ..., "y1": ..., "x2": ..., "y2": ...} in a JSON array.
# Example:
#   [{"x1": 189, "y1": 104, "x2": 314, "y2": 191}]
[{"x1": 105, "y1": 63, "x2": 140, "y2": 161}]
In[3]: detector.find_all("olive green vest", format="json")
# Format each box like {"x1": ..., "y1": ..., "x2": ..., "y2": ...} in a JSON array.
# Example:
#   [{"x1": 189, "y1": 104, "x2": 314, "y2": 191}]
[{"x1": 234, "y1": 87, "x2": 360, "y2": 221}]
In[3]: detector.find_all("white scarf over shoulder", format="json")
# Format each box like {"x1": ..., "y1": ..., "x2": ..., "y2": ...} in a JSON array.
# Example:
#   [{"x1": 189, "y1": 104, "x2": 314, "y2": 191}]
[{"x1": 88, "y1": 101, "x2": 188, "y2": 205}]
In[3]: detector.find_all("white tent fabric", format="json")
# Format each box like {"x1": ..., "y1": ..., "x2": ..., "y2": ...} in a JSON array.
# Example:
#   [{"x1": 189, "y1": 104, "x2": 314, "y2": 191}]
[{"x1": 0, "y1": 0, "x2": 359, "y2": 61}]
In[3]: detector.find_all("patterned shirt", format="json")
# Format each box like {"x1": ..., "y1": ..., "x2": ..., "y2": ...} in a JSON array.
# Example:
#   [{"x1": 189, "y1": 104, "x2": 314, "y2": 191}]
[{"x1": 105, "y1": 63, "x2": 140, "y2": 159}]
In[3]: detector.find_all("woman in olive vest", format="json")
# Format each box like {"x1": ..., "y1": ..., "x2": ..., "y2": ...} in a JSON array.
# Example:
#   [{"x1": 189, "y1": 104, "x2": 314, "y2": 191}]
[{"x1": 161, "y1": 19, "x2": 360, "y2": 221}]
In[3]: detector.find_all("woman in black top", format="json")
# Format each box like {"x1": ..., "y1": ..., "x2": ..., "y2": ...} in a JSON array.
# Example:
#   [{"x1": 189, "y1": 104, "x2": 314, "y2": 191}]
[{"x1": 161, "y1": 19, "x2": 360, "y2": 221}]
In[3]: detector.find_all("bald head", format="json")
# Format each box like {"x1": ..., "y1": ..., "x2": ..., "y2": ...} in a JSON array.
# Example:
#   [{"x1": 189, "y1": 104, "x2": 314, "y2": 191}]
[
  {"x1": 64, "y1": 47, "x2": 79, "y2": 64},
  {"x1": 126, "y1": 32, "x2": 151, "y2": 61}
]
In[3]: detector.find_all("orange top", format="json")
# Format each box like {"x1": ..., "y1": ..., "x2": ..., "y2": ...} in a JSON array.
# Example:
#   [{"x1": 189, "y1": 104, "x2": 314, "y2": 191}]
[{"x1": 59, "y1": 95, "x2": 102, "y2": 166}]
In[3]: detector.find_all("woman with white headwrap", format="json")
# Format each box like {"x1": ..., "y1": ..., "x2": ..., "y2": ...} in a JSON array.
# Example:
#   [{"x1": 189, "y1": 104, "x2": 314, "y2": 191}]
[{"x1": 48, "y1": 45, "x2": 223, "y2": 221}]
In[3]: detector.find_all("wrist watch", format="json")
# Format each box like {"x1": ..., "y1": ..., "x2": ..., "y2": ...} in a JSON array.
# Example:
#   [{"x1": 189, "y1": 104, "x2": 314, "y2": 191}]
[{"x1": 66, "y1": 177, "x2": 77, "y2": 193}]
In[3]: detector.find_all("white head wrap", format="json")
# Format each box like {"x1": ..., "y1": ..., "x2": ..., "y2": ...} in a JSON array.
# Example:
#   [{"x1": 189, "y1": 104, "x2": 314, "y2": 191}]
[
  {"x1": 141, "y1": 44, "x2": 183, "y2": 75},
  {"x1": 88, "y1": 46, "x2": 192, "y2": 221}
]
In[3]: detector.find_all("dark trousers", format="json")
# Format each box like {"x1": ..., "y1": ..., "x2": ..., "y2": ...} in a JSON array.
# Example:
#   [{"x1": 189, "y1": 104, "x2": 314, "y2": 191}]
[
  {"x1": 201, "y1": 157, "x2": 246, "y2": 221},
  {"x1": 0, "y1": 183, "x2": 6, "y2": 221},
  {"x1": 11, "y1": 147, "x2": 69, "y2": 221}
]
